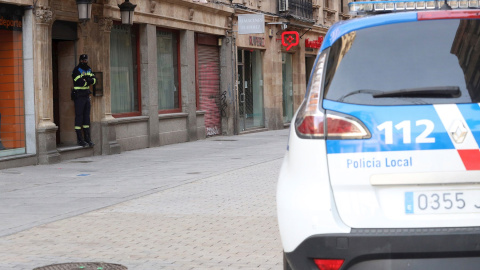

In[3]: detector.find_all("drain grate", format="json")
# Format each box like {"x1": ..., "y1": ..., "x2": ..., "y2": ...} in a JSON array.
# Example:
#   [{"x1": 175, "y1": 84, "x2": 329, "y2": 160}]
[{"x1": 34, "y1": 262, "x2": 127, "y2": 270}]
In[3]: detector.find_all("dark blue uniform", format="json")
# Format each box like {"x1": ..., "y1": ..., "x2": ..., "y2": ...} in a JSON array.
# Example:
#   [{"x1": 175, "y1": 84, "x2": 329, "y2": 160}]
[{"x1": 72, "y1": 54, "x2": 96, "y2": 147}]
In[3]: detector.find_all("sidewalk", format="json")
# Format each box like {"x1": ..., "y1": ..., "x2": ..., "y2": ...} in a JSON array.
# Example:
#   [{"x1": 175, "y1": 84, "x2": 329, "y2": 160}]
[{"x1": 0, "y1": 129, "x2": 289, "y2": 269}]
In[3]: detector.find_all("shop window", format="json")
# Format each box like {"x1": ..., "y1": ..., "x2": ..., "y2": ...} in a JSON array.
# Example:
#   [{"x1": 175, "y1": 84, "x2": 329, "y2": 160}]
[
  {"x1": 110, "y1": 24, "x2": 140, "y2": 116},
  {"x1": 156, "y1": 29, "x2": 180, "y2": 113},
  {"x1": 0, "y1": 8, "x2": 25, "y2": 157}
]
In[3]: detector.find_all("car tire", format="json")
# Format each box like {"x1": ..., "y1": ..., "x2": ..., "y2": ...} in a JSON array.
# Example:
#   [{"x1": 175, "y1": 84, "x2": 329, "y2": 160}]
[{"x1": 283, "y1": 252, "x2": 293, "y2": 270}]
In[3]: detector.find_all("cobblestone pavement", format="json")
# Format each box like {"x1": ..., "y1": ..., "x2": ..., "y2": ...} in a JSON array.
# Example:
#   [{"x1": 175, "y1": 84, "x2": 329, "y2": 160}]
[{"x1": 0, "y1": 130, "x2": 288, "y2": 270}]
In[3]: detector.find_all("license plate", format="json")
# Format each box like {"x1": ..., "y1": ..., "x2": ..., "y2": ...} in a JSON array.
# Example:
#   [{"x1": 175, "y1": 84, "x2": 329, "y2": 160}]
[{"x1": 405, "y1": 190, "x2": 480, "y2": 214}]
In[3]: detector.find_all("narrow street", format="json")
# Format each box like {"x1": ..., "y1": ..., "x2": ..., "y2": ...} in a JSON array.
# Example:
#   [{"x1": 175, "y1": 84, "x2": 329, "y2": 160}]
[{"x1": 0, "y1": 129, "x2": 288, "y2": 270}]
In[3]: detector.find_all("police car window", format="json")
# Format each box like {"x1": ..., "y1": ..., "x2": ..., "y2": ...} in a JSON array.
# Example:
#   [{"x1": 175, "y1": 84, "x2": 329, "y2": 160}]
[{"x1": 323, "y1": 19, "x2": 480, "y2": 105}]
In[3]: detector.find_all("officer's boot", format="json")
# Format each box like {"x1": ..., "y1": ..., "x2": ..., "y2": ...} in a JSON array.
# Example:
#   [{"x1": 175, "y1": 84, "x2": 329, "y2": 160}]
[
  {"x1": 76, "y1": 129, "x2": 87, "y2": 147},
  {"x1": 83, "y1": 128, "x2": 95, "y2": 147}
]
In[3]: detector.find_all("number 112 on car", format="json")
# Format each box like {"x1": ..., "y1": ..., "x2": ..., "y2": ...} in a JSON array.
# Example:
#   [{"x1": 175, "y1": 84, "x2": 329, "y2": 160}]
[{"x1": 405, "y1": 190, "x2": 480, "y2": 214}]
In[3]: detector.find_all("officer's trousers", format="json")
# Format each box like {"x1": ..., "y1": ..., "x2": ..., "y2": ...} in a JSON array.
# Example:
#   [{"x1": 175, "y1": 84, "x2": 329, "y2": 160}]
[{"x1": 74, "y1": 93, "x2": 91, "y2": 129}]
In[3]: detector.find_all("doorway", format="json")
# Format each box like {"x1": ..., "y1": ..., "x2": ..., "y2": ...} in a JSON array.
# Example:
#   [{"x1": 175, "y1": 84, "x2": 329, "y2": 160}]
[
  {"x1": 237, "y1": 49, "x2": 264, "y2": 132},
  {"x1": 282, "y1": 53, "x2": 294, "y2": 123},
  {"x1": 52, "y1": 21, "x2": 77, "y2": 146},
  {"x1": 305, "y1": 55, "x2": 316, "y2": 88}
]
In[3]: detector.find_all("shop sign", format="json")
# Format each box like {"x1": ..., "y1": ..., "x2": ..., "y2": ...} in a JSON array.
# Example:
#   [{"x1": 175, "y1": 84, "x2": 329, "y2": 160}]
[
  {"x1": 238, "y1": 14, "x2": 265, "y2": 35},
  {"x1": 305, "y1": 36, "x2": 324, "y2": 49},
  {"x1": 249, "y1": 36, "x2": 265, "y2": 47},
  {"x1": 0, "y1": 4, "x2": 23, "y2": 32},
  {"x1": 0, "y1": 15, "x2": 22, "y2": 31},
  {"x1": 282, "y1": 31, "x2": 299, "y2": 51}
]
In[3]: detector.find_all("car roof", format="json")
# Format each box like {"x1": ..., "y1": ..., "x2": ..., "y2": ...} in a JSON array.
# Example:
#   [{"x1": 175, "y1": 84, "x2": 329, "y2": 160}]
[{"x1": 320, "y1": 12, "x2": 418, "y2": 51}]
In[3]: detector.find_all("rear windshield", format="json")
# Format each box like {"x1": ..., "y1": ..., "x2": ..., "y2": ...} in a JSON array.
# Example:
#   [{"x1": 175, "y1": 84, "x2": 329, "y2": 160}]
[{"x1": 323, "y1": 19, "x2": 480, "y2": 105}]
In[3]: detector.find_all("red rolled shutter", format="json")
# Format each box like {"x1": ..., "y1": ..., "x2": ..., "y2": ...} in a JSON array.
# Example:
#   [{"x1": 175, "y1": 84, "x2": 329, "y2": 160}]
[{"x1": 198, "y1": 44, "x2": 221, "y2": 136}]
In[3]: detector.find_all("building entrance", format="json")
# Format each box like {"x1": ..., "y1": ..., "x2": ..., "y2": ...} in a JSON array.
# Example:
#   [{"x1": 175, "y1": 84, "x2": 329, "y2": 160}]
[
  {"x1": 237, "y1": 49, "x2": 264, "y2": 132},
  {"x1": 52, "y1": 21, "x2": 77, "y2": 146}
]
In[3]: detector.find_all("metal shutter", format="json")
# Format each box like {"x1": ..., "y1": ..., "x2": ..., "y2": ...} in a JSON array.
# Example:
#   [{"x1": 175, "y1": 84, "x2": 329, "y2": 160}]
[{"x1": 198, "y1": 44, "x2": 221, "y2": 136}]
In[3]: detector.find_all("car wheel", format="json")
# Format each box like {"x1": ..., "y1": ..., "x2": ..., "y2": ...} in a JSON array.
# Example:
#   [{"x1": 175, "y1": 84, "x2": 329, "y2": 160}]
[{"x1": 283, "y1": 252, "x2": 293, "y2": 270}]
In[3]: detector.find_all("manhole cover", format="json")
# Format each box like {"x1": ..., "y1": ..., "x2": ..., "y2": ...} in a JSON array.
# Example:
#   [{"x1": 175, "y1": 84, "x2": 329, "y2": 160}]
[{"x1": 34, "y1": 262, "x2": 127, "y2": 270}]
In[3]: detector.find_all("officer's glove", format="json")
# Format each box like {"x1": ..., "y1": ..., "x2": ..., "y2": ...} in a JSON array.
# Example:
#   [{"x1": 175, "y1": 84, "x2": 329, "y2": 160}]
[{"x1": 86, "y1": 77, "x2": 94, "y2": 85}]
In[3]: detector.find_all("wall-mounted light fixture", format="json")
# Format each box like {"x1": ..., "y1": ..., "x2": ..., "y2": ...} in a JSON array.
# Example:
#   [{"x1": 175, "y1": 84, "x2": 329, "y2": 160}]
[
  {"x1": 118, "y1": 0, "x2": 137, "y2": 25},
  {"x1": 76, "y1": 0, "x2": 93, "y2": 22},
  {"x1": 267, "y1": 21, "x2": 290, "y2": 31}
]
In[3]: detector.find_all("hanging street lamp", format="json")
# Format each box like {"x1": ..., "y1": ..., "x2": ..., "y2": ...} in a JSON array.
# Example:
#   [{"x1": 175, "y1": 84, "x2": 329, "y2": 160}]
[
  {"x1": 76, "y1": 0, "x2": 93, "y2": 22},
  {"x1": 118, "y1": 0, "x2": 137, "y2": 25}
]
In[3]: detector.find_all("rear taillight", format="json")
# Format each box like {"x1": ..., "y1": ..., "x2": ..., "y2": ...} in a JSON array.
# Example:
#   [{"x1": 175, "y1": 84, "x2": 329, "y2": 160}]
[
  {"x1": 295, "y1": 52, "x2": 370, "y2": 139},
  {"x1": 296, "y1": 115, "x2": 325, "y2": 135},
  {"x1": 295, "y1": 52, "x2": 327, "y2": 138},
  {"x1": 296, "y1": 112, "x2": 370, "y2": 139},
  {"x1": 314, "y1": 259, "x2": 344, "y2": 270},
  {"x1": 325, "y1": 113, "x2": 370, "y2": 140}
]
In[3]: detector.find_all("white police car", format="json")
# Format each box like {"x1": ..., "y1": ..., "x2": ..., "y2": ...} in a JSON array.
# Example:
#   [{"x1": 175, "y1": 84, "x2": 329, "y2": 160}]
[{"x1": 277, "y1": 2, "x2": 480, "y2": 269}]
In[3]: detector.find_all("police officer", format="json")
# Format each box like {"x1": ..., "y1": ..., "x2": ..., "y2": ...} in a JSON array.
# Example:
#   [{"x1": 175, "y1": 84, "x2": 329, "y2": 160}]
[{"x1": 72, "y1": 54, "x2": 96, "y2": 147}]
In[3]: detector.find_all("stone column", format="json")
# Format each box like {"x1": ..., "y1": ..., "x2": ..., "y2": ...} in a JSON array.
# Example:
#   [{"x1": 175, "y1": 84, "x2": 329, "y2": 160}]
[
  {"x1": 23, "y1": 7, "x2": 36, "y2": 155},
  {"x1": 263, "y1": 25, "x2": 284, "y2": 130},
  {"x1": 180, "y1": 30, "x2": 198, "y2": 141},
  {"x1": 140, "y1": 24, "x2": 160, "y2": 147},
  {"x1": 34, "y1": 5, "x2": 60, "y2": 164},
  {"x1": 219, "y1": 36, "x2": 235, "y2": 136},
  {"x1": 98, "y1": 17, "x2": 121, "y2": 155}
]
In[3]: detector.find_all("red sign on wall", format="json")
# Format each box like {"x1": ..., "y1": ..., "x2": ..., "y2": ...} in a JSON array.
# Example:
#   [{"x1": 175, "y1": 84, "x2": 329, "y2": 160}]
[
  {"x1": 281, "y1": 31, "x2": 299, "y2": 51},
  {"x1": 305, "y1": 36, "x2": 324, "y2": 49}
]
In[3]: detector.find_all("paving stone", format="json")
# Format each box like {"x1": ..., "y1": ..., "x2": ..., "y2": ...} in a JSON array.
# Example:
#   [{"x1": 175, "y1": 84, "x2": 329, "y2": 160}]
[{"x1": 0, "y1": 129, "x2": 289, "y2": 269}]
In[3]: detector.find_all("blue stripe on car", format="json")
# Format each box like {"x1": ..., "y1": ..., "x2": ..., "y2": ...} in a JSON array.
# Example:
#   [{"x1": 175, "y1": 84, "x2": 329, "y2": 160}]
[{"x1": 323, "y1": 99, "x2": 455, "y2": 154}]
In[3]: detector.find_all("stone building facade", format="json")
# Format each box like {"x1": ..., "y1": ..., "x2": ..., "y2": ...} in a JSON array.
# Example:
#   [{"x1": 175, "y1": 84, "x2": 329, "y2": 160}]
[{"x1": 0, "y1": 0, "x2": 347, "y2": 169}]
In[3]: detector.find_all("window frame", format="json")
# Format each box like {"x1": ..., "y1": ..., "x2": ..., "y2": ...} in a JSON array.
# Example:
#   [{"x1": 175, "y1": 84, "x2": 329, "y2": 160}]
[
  {"x1": 156, "y1": 27, "x2": 182, "y2": 114},
  {"x1": 111, "y1": 22, "x2": 142, "y2": 118}
]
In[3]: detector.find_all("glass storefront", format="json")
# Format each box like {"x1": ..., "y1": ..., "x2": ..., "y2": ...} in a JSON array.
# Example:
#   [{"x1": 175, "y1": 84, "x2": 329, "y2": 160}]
[
  {"x1": 237, "y1": 49, "x2": 264, "y2": 131},
  {"x1": 0, "y1": 4, "x2": 25, "y2": 157}
]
